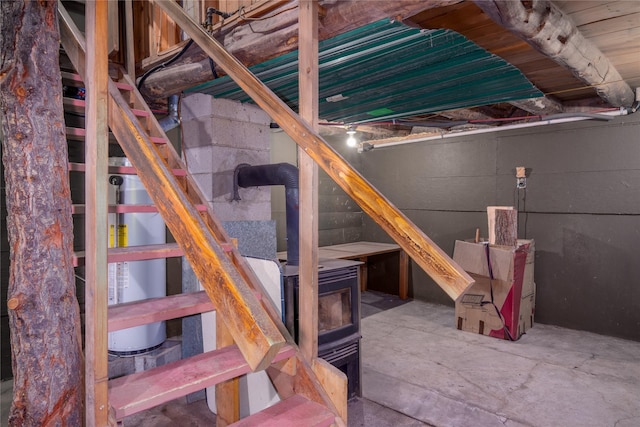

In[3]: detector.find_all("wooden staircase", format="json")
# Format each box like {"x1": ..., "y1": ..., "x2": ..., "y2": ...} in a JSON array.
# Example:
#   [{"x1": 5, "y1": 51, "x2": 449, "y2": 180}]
[
  {"x1": 59, "y1": 2, "x2": 345, "y2": 426},
  {"x1": 59, "y1": 1, "x2": 474, "y2": 425}
]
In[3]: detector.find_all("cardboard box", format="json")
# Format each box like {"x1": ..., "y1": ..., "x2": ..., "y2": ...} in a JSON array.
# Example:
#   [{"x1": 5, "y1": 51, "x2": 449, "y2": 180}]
[{"x1": 453, "y1": 240, "x2": 535, "y2": 340}]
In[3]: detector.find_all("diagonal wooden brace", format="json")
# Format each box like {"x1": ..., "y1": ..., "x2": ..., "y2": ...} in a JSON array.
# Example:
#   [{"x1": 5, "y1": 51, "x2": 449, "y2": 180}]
[{"x1": 156, "y1": 0, "x2": 475, "y2": 300}]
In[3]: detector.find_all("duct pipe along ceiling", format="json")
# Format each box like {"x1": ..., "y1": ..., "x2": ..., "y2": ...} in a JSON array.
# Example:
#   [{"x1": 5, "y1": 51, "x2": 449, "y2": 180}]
[{"x1": 233, "y1": 163, "x2": 299, "y2": 266}]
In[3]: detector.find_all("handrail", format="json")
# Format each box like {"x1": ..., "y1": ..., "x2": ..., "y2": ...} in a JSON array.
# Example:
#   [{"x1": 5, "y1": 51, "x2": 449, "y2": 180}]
[{"x1": 155, "y1": 0, "x2": 475, "y2": 300}]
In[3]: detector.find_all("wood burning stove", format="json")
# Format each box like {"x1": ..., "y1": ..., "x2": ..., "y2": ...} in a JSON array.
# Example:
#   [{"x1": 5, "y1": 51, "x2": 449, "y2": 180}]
[{"x1": 282, "y1": 258, "x2": 362, "y2": 398}]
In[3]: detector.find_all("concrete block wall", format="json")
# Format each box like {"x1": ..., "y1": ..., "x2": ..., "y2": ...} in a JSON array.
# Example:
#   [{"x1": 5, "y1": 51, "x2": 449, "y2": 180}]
[{"x1": 181, "y1": 93, "x2": 272, "y2": 221}]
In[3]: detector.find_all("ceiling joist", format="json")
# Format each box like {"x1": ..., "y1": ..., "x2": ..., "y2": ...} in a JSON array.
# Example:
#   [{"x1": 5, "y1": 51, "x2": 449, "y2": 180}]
[{"x1": 474, "y1": 0, "x2": 635, "y2": 107}]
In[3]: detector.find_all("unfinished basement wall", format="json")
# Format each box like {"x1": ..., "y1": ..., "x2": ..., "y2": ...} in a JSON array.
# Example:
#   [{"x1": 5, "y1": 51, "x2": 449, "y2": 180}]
[{"x1": 359, "y1": 112, "x2": 640, "y2": 342}]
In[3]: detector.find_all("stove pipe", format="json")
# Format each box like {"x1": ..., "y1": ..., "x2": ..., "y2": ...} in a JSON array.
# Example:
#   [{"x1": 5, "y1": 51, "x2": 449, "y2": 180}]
[{"x1": 233, "y1": 163, "x2": 299, "y2": 265}]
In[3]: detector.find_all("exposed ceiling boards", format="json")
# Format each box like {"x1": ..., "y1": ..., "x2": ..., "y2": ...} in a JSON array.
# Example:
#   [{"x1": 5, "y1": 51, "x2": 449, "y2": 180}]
[
  {"x1": 141, "y1": 0, "x2": 640, "y2": 140},
  {"x1": 186, "y1": 19, "x2": 542, "y2": 124},
  {"x1": 410, "y1": 1, "x2": 598, "y2": 103},
  {"x1": 553, "y1": 0, "x2": 640, "y2": 91}
]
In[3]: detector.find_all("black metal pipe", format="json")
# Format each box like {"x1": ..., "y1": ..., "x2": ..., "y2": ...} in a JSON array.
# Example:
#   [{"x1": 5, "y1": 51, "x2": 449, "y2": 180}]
[{"x1": 233, "y1": 163, "x2": 299, "y2": 265}]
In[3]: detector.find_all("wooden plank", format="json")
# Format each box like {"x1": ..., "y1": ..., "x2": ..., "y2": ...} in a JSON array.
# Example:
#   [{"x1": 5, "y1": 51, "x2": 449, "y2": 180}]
[
  {"x1": 155, "y1": 0, "x2": 474, "y2": 302},
  {"x1": 84, "y1": 1, "x2": 110, "y2": 425},
  {"x1": 494, "y1": 210, "x2": 518, "y2": 247},
  {"x1": 58, "y1": 2, "x2": 86, "y2": 78},
  {"x1": 311, "y1": 358, "x2": 347, "y2": 423},
  {"x1": 72, "y1": 204, "x2": 206, "y2": 215},
  {"x1": 65, "y1": 127, "x2": 167, "y2": 144},
  {"x1": 108, "y1": 291, "x2": 214, "y2": 331},
  {"x1": 399, "y1": 250, "x2": 409, "y2": 300},
  {"x1": 124, "y1": 0, "x2": 136, "y2": 80},
  {"x1": 297, "y1": 0, "x2": 320, "y2": 362},
  {"x1": 216, "y1": 318, "x2": 240, "y2": 427},
  {"x1": 557, "y1": 1, "x2": 640, "y2": 27},
  {"x1": 229, "y1": 394, "x2": 335, "y2": 427},
  {"x1": 576, "y1": 13, "x2": 640, "y2": 38},
  {"x1": 64, "y1": 97, "x2": 149, "y2": 117},
  {"x1": 68, "y1": 162, "x2": 187, "y2": 176},
  {"x1": 108, "y1": 0, "x2": 119, "y2": 55},
  {"x1": 73, "y1": 242, "x2": 184, "y2": 267},
  {"x1": 109, "y1": 344, "x2": 296, "y2": 420}
]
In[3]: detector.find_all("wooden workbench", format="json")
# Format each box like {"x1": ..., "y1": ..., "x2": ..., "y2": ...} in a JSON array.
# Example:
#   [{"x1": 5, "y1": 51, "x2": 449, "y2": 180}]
[{"x1": 279, "y1": 241, "x2": 409, "y2": 299}]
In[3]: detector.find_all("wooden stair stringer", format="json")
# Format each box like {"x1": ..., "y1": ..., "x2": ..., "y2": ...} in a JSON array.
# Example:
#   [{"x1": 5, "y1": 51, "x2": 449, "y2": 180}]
[
  {"x1": 107, "y1": 82, "x2": 284, "y2": 372},
  {"x1": 59, "y1": 4, "x2": 344, "y2": 423},
  {"x1": 59, "y1": 2, "x2": 284, "y2": 373},
  {"x1": 113, "y1": 72, "x2": 346, "y2": 425}
]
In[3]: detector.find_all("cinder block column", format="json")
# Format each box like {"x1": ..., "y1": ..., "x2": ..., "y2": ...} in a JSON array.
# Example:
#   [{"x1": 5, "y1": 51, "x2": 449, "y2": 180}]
[
  {"x1": 179, "y1": 93, "x2": 272, "y2": 403},
  {"x1": 181, "y1": 93, "x2": 272, "y2": 221}
]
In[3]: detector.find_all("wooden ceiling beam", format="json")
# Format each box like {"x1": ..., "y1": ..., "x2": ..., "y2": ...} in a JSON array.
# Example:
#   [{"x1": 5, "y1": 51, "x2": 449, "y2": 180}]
[
  {"x1": 141, "y1": 0, "x2": 464, "y2": 99},
  {"x1": 509, "y1": 95, "x2": 564, "y2": 115},
  {"x1": 474, "y1": 0, "x2": 635, "y2": 107}
]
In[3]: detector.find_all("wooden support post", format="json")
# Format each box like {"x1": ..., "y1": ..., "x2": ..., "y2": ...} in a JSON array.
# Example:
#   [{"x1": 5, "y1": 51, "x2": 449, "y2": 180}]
[
  {"x1": 85, "y1": 0, "x2": 110, "y2": 424},
  {"x1": 124, "y1": 0, "x2": 136, "y2": 80},
  {"x1": 215, "y1": 318, "x2": 240, "y2": 426},
  {"x1": 156, "y1": 0, "x2": 474, "y2": 301},
  {"x1": 216, "y1": 239, "x2": 240, "y2": 427},
  {"x1": 358, "y1": 257, "x2": 368, "y2": 293},
  {"x1": 399, "y1": 250, "x2": 409, "y2": 300},
  {"x1": 297, "y1": 0, "x2": 319, "y2": 361}
]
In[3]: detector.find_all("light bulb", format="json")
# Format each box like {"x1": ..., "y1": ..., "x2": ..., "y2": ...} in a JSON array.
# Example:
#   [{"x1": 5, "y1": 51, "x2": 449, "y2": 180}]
[{"x1": 346, "y1": 135, "x2": 357, "y2": 147}]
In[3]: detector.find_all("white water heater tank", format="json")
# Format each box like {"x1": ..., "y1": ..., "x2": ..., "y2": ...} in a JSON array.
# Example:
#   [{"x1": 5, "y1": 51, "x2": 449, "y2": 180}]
[{"x1": 107, "y1": 157, "x2": 166, "y2": 354}]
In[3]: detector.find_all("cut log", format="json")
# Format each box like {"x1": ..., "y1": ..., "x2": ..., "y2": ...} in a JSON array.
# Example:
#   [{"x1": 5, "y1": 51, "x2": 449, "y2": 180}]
[
  {"x1": 494, "y1": 209, "x2": 518, "y2": 247},
  {"x1": 142, "y1": 0, "x2": 464, "y2": 99},
  {"x1": 487, "y1": 206, "x2": 516, "y2": 246},
  {"x1": 1, "y1": 1, "x2": 83, "y2": 424},
  {"x1": 108, "y1": 291, "x2": 214, "y2": 331},
  {"x1": 474, "y1": 0, "x2": 635, "y2": 107}
]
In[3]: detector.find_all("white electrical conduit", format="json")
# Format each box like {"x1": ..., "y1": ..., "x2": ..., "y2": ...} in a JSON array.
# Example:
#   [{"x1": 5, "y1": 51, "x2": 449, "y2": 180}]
[{"x1": 365, "y1": 107, "x2": 630, "y2": 151}]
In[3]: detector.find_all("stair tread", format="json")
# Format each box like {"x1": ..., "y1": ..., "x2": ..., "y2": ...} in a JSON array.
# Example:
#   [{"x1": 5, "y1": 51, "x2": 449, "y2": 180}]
[
  {"x1": 109, "y1": 344, "x2": 297, "y2": 419},
  {"x1": 68, "y1": 162, "x2": 186, "y2": 176},
  {"x1": 65, "y1": 127, "x2": 167, "y2": 144},
  {"x1": 64, "y1": 97, "x2": 148, "y2": 117},
  {"x1": 229, "y1": 395, "x2": 335, "y2": 427},
  {"x1": 73, "y1": 242, "x2": 184, "y2": 267},
  {"x1": 108, "y1": 290, "x2": 213, "y2": 331},
  {"x1": 71, "y1": 204, "x2": 207, "y2": 214}
]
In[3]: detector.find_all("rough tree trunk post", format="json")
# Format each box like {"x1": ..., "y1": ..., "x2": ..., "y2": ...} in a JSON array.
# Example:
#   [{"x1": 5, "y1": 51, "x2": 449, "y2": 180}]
[{"x1": 0, "y1": 1, "x2": 84, "y2": 425}]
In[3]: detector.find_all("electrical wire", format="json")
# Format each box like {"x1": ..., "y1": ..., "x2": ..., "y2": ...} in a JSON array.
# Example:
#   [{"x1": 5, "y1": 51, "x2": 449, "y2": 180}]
[{"x1": 136, "y1": 39, "x2": 195, "y2": 91}]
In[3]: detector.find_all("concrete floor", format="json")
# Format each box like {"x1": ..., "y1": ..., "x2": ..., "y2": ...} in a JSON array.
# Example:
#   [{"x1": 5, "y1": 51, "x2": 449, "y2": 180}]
[
  {"x1": 361, "y1": 299, "x2": 640, "y2": 427},
  {"x1": 3, "y1": 293, "x2": 640, "y2": 426}
]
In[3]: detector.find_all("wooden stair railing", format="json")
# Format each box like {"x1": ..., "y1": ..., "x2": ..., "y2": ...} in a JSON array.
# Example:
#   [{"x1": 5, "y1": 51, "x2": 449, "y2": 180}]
[
  {"x1": 156, "y1": 0, "x2": 475, "y2": 301},
  {"x1": 58, "y1": 2, "x2": 345, "y2": 425}
]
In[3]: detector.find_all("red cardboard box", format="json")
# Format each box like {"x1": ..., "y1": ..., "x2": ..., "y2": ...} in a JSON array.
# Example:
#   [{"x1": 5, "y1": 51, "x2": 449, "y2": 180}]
[{"x1": 453, "y1": 240, "x2": 535, "y2": 340}]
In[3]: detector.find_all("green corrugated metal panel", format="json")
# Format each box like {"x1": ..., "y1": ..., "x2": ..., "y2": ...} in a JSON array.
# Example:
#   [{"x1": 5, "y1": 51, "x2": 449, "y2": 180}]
[{"x1": 186, "y1": 19, "x2": 542, "y2": 123}]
